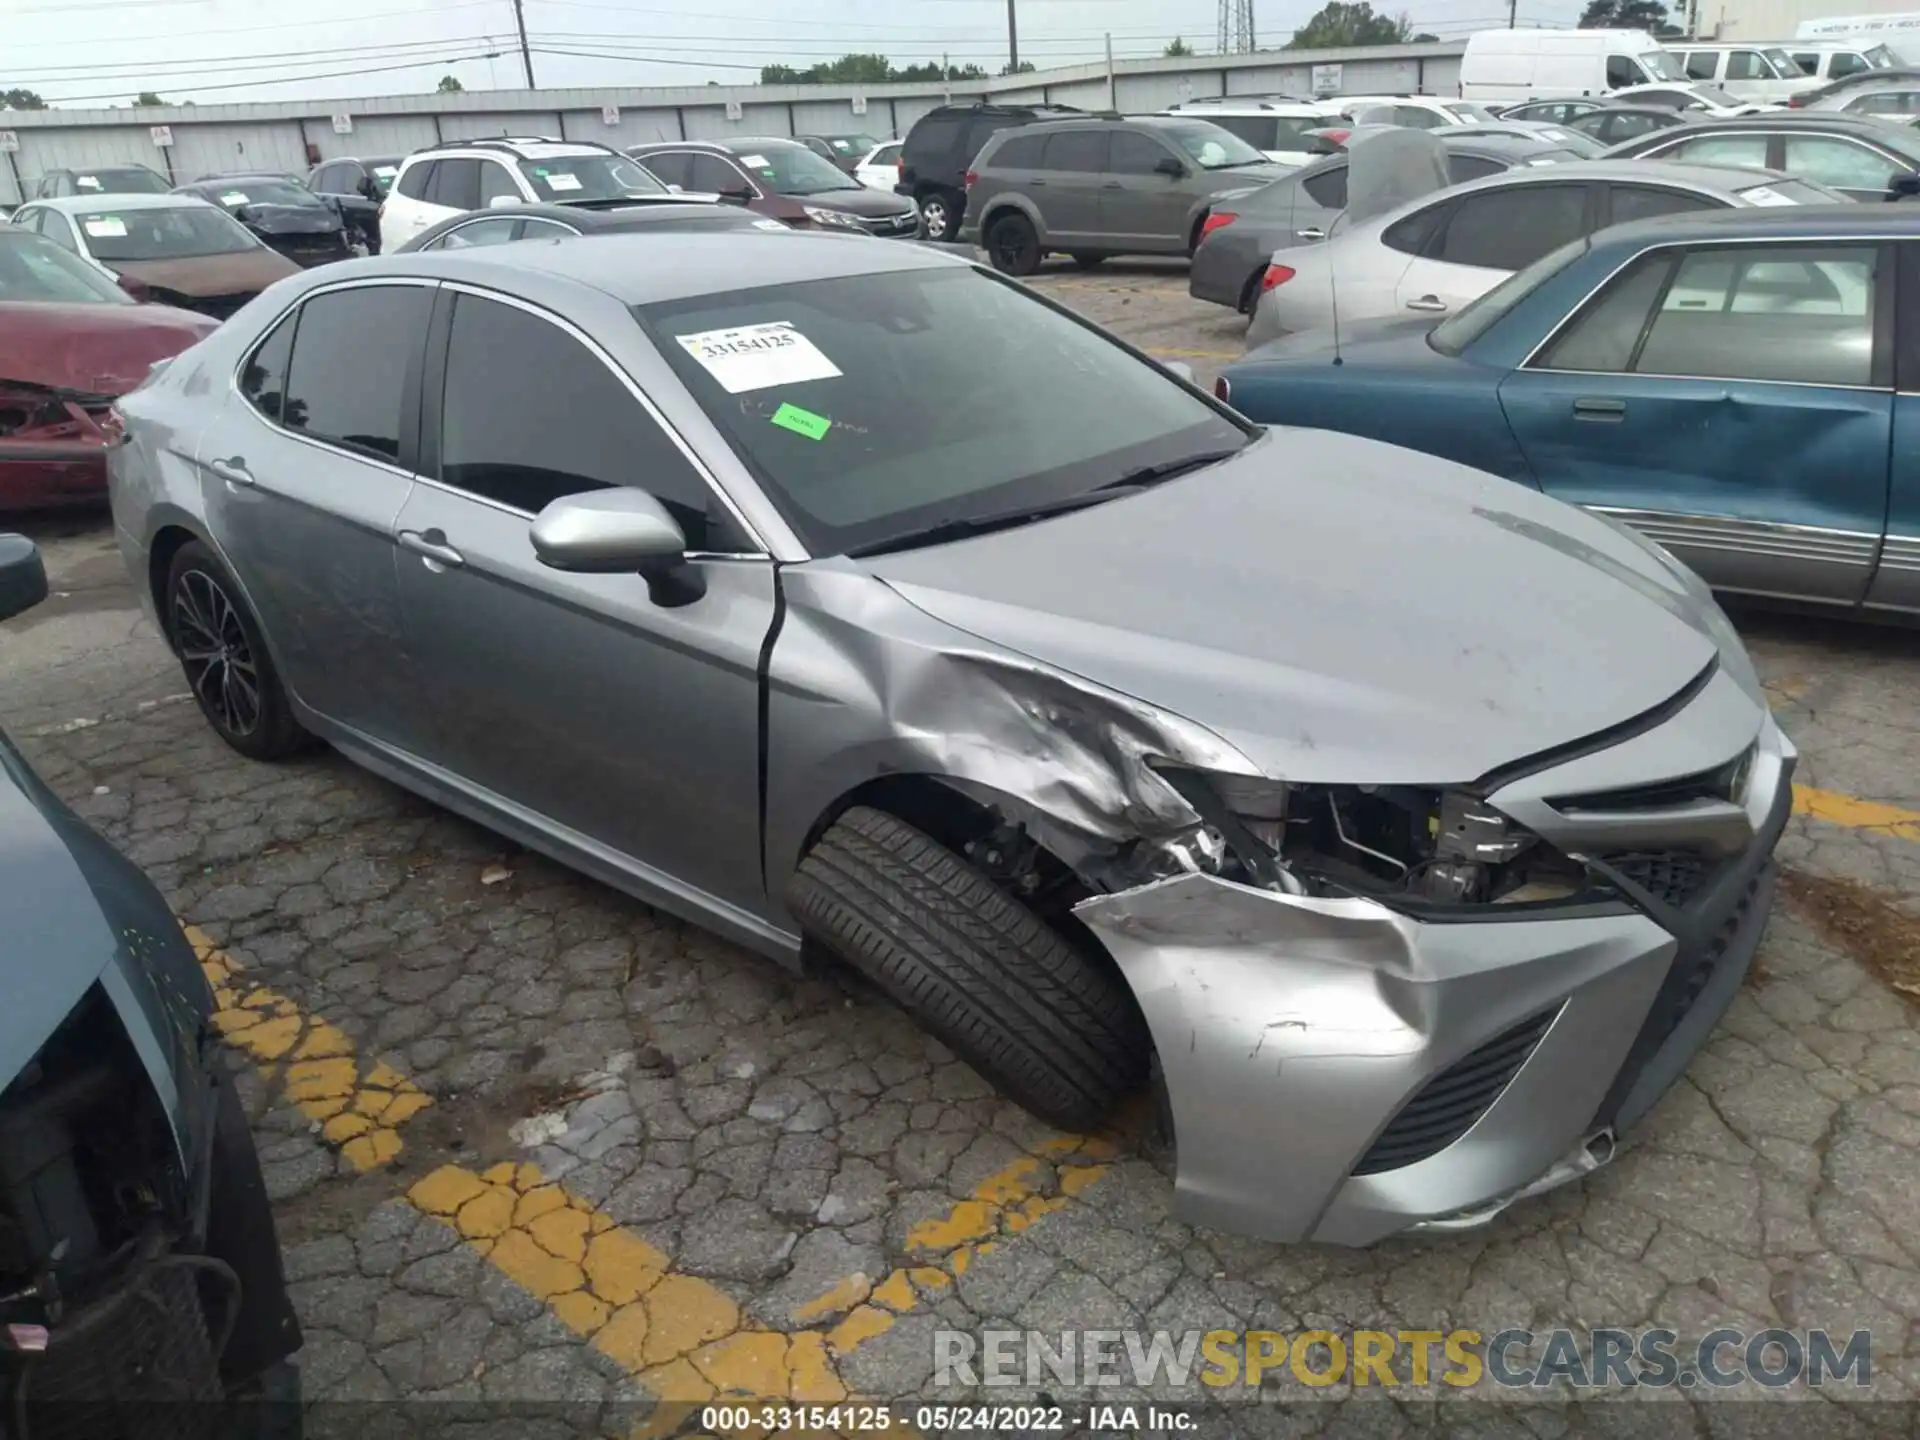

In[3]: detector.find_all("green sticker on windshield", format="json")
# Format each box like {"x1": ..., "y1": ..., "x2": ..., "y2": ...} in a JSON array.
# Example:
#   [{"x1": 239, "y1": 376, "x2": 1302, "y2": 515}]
[{"x1": 771, "y1": 403, "x2": 831, "y2": 441}]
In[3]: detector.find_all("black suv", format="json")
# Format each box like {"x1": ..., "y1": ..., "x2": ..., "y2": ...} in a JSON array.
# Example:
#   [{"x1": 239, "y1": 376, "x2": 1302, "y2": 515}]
[{"x1": 896, "y1": 101, "x2": 1088, "y2": 241}]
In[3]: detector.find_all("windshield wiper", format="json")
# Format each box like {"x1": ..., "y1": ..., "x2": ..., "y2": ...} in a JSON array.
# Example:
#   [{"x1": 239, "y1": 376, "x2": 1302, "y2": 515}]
[
  {"x1": 1096, "y1": 448, "x2": 1241, "y2": 491},
  {"x1": 846, "y1": 487, "x2": 1144, "y2": 558}
]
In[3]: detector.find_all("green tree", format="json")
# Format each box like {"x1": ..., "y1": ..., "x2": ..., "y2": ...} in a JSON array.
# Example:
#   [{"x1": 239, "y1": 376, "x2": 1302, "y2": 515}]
[
  {"x1": 765, "y1": 54, "x2": 987, "y2": 85},
  {"x1": 436, "y1": 74, "x2": 464, "y2": 92},
  {"x1": 133, "y1": 91, "x2": 166, "y2": 106},
  {"x1": 1285, "y1": 2, "x2": 1415, "y2": 48},
  {"x1": 1165, "y1": 36, "x2": 1194, "y2": 56},
  {"x1": 1, "y1": 88, "x2": 45, "y2": 110},
  {"x1": 1578, "y1": 0, "x2": 1678, "y2": 33},
  {"x1": 1000, "y1": 59, "x2": 1037, "y2": 74}
]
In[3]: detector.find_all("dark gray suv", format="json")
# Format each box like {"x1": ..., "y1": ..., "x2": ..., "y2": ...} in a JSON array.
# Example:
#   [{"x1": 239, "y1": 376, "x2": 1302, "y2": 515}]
[{"x1": 960, "y1": 115, "x2": 1286, "y2": 274}]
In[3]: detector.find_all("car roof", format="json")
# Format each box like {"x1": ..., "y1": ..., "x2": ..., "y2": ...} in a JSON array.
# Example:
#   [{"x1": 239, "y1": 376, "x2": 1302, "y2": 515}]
[
  {"x1": 639, "y1": 136, "x2": 805, "y2": 153},
  {"x1": 1637, "y1": 111, "x2": 1920, "y2": 138},
  {"x1": 24, "y1": 193, "x2": 220, "y2": 212},
  {"x1": 186, "y1": 173, "x2": 298, "y2": 185},
  {"x1": 367, "y1": 227, "x2": 963, "y2": 304},
  {"x1": 481, "y1": 201, "x2": 755, "y2": 230},
  {"x1": 1433, "y1": 158, "x2": 1801, "y2": 192},
  {"x1": 1591, "y1": 200, "x2": 1918, "y2": 252}
]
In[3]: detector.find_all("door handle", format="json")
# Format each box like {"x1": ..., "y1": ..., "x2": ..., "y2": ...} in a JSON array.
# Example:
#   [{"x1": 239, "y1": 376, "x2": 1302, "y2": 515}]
[
  {"x1": 1102, "y1": 181, "x2": 1123, "y2": 189},
  {"x1": 1404, "y1": 295, "x2": 1448, "y2": 312},
  {"x1": 1573, "y1": 397, "x2": 1628, "y2": 421},
  {"x1": 207, "y1": 456, "x2": 254, "y2": 486},
  {"x1": 1028, "y1": 179, "x2": 1047, "y2": 187},
  {"x1": 1294, "y1": 226, "x2": 1326, "y2": 240},
  {"x1": 398, "y1": 529, "x2": 465, "y2": 568}
]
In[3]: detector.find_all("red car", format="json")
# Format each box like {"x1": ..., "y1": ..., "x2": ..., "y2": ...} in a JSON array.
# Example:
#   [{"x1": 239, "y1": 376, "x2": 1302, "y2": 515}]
[{"x1": 0, "y1": 227, "x2": 216, "y2": 510}]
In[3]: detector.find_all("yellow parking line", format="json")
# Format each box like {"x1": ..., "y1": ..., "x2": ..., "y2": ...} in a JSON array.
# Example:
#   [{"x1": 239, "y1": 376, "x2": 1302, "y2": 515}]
[
  {"x1": 1793, "y1": 784, "x2": 1920, "y2": 842},
  {"x1": 1148, "y1": 345, "x2": 1240, "y2": 361}
]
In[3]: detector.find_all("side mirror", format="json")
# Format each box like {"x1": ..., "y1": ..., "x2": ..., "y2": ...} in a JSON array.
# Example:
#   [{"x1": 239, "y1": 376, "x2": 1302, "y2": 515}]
[
  {"x1": 359, "y1": 176, "x2": 378, "y2": 200},
  {"x1": 0, "y1": 535, "x2": 48, "y2": 624},
  {"x1": 488, "y1": 194, "x2": 520, "y2": 209},
  {"x1": 530, "y1": 489, "x2": 706, "y2": 606},
  {"x1": 1890, "y1": 170, "x2": 1920, "y2": 199},
  {"x1": 720, "y1": 184, "x2": 754, "y2": 205},
  {"x1": 1154, "y1": 156, "x2": 1188, "y2": 178},
  {"x1": 116, "y1": 272, "x2": 151, "y2": 302}
]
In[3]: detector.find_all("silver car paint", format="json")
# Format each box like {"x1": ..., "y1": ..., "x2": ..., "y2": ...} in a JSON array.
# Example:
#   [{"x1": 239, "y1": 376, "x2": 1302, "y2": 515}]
[{"x1": 112, "y1": 232, "x2": 1787, "y2": 1243}]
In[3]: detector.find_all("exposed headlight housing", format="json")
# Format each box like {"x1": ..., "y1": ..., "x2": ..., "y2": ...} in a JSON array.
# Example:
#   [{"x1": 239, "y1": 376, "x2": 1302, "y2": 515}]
[{"x1": 802, "y1": 205, "x2": 865, "y2": 231}]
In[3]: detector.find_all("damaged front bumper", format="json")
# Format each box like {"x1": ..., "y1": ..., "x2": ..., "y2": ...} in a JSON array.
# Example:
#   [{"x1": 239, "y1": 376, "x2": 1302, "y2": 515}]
[
  {"x1": 0, "y1": 386, "x2": 122, "y2": 510},
  {"x1": 1075, "y1": 676, "x2": 1793, "y2": 1246}
]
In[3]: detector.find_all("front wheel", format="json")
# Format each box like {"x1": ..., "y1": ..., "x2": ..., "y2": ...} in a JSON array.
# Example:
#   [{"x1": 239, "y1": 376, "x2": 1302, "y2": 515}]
[
  {"x1": 165, "y1": 541, "x2": 313, "y2": 761},
  {"x1": 986, "y1": 212, "x2": 1042, "y2": 276},
  {"x1": 918, "y1": 189, "x2": 963, "y2": 243},
  {"x1": 789, "y1": 807, "x2": 1149, "y2": 1130}
]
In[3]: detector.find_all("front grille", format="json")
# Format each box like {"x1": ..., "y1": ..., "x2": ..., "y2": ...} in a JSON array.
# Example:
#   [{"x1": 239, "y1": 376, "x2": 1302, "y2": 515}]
[
  {"x1": 270, "y1": 237, "x2": 351, "y2": 267},
  {"x1": 861, "y1": 212, "x2": 919, "y2": 235},
  {"x1": 11, "y1": 1244, "x2": 226, "y2": 1440},
  {"x1": 1353, "y1": 1008, "x2": 1559, "y2": 1175},
  {"x1": 1602, "y1": 849, "x2": 1710, "y2": 909}
]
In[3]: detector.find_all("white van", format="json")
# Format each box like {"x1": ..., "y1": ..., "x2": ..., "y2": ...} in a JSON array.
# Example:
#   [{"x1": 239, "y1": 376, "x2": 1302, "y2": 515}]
[
  {"x1": 1162, "y1": 97, "x2": 1342, "y2": 165},
  {"x1": 1796, "y1": 12, "x2": 1920, "y2": 60},
  {"x1": 1459, "y1": 29, "x2": 1688, "y2": 103},
  {"x1": 1669, "y1": 42, "x2": 1823, "y2": 102},
  {"x1": 1785, "y1": 40, "x2": 1904, "y2": 83}
]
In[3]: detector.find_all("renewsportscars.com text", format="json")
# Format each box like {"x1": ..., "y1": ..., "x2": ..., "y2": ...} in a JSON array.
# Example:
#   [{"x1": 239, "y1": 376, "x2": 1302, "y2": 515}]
[{"x1": 933, "y1": 1327, "x2": 1873, "y2": 1391}]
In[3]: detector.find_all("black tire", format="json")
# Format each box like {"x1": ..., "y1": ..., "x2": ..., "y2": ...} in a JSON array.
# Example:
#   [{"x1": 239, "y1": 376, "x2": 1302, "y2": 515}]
[
  {"x1": 918, "y1": 188, "x2": 963, "y2": 243},
  {"x1": 1069, "y1": 252, "x2": 1108, "y2": 269},
  {"x1": 789, "y1": 806, "x2": 1148, "y2": 1130},
  {"x1": 986, "y1": 212, "x2": 1042, "y2": 276},
  {"x1": 165, "y1": 540, "x2": 313, "y2": 761},
  {"x1": 1238, "y1": 267, "x2": 1264, "y2": 316}
]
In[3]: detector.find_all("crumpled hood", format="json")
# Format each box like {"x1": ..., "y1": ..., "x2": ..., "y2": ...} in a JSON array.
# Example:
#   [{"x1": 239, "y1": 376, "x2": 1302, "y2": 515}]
[
  {"x1": 112, "y1": 249, "x2": 302, "y2": 297},
  {"x1": 0, "y1": 301, "x2": 216, "y2": 394},
  {"x1": 860, "y1": 431, "x2": 1720, "y2": 786},
  {"x1": 235, "y1": 203, "x2": 339, "y2": 236}
]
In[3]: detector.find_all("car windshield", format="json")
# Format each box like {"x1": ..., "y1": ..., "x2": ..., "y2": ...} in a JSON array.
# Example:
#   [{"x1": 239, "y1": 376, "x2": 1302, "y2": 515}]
[
  {"x1": 209, "y1": 178, "x2": 322, "y2": 209},
  {"x1": 1762, "y1": 47, "x2": 1800, "y2": 76},
  {"x1": 1868, "y1": 44, "x2": 1899, "y2": 67},
  {"x1": 1429, "y1": 235, "x2": 1590, "y2": 356},
  {"x1": 1737, "y1": 178, "x2": 1837, "y2": 204},
  {"x1": 74, "y1": 204, "x2": 259, "y2": 260},
  {"x1": 823, "y1": 134, "x2": 879, "y2": 154},
  {"x1": 637, "y1": 266, "x2": 1250, "y2": 556},
  {"x1": 0, "y1": 229, "x2": 132, "y2": 304},
  {"x1": 732, "y1": 144, "x2": 863, "y2": 195},
  {"x1": 71, "y1": 168, "x2": 169, "y2": 196},
  {"x1": 1642, "y1": 50, "x2": 1686, "y2": 80},
  {"x1": 1445, "y1": 102, "x2": 1501, "y2": 122},
  {"x1": 1164, "y1": 122, "x2": 1269, "y2": 168},
  {"x1": 516, "y1": 154, "x2": 667, "y2": 201},
  {"x1": 1531, "y1": 128, "x2": 1606, "y2": 157}
]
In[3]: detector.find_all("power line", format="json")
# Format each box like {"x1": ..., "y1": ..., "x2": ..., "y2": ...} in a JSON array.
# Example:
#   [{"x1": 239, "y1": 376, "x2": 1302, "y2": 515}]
[
  {"x1": 4, "y1": 0, "x2": 507, "y2": 51},
  {"x1": 20, "y1": 35, "x2": 508, "y2": 78},
  {"x1": 40, "y1": 49, "x2": 503, "y2": 103}
]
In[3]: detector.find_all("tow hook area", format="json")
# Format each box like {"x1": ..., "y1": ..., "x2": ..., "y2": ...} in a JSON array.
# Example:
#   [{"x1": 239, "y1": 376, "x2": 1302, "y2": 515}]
[{"x1": 1405, "y1": 1128, "x2": 1619, "y2": 1235}]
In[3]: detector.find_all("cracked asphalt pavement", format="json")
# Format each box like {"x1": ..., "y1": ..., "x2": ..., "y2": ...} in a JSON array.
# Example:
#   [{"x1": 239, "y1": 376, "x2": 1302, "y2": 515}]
[{"x1": 6, "y1": 261, "x2": 1920, "y2": 1437}]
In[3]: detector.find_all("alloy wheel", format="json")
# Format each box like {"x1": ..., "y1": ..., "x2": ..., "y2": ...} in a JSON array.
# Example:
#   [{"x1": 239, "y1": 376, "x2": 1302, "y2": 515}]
[
  {"x1": 171, "y1": 568, "x2": 261, "y2": 738},
  {"x1": 922, "y1": 197, "x2": 951, "y2": 240}
]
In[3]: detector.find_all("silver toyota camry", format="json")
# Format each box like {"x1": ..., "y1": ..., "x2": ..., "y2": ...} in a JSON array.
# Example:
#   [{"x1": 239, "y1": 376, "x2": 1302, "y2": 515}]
[{"x1": 108, "y1": 230, "x2": 1792, "y2": 1245}]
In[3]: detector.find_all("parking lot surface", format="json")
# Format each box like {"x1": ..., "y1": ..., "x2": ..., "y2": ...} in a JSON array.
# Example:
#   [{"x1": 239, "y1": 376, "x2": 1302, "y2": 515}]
[{"x1": 6, "y1": 260, "x2": 1920, "y2": 1436}]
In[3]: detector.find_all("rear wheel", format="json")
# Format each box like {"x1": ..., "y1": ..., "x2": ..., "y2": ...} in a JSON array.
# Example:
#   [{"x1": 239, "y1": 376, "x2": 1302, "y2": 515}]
[
  {"x1": 1238, "y1": 267, "x2": 1264, "y2": 316},
  {"x1": 918, "y1": 188, "x2": 963, "y2": 243},
  {"x1": 789, "y1": 806, "x2": 1148, "y2": 1131},
  {"x1": 165, "y1": 541, "x2": 312, "y2": 761},
  {"x1": 1069, "y1": 252, "x2": 1108, "y2": 269},
  {"x1": 986, "y1": 212, "x2": 1042, "y2": 276}
]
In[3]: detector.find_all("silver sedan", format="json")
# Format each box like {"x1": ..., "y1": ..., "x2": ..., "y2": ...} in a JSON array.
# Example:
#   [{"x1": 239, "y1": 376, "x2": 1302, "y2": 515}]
[
  {"x1": 1247, "y1": 160, "x2": 1846, "y2": 346},
  {"x1": 109, "y1": 232, "x2": 1790, "y2": 1244}
]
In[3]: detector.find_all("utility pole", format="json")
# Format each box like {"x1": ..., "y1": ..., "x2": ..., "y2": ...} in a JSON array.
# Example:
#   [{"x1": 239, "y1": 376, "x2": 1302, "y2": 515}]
[
  {"x1": 1507, "y1": 0, "x2": 1517, "y2": 26},
  {"x1": 511, "y1": 0, "x2": 535, "y2": 88},
  {"x1": 943, "y1": 52, "x2": 952, "y2": 102},
  {"x1": 1105, "y1": 33, "x2": 1115, "y2": 109},
  {"x1": 1007, "y1": 0, "x2": 1019, "y2": 72}
]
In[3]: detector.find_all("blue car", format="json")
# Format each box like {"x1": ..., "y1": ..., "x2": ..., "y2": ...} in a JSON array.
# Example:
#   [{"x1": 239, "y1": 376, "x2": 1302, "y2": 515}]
[{"x1": 1219, "y1": 205, "x2": 1920, "y2": 616}]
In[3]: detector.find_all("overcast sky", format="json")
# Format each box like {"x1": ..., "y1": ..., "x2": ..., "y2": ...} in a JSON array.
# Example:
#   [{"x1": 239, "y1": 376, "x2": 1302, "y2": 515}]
[{"x1": 8, "y1": 0, "x2": 1590, "y2": 107}]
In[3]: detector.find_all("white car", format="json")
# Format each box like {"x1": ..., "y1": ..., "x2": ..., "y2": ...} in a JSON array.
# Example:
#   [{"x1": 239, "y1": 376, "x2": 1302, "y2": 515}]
[
  {"x1": 1245, "y1": 151, "x2": 1841, "y2": 346},
  {"x1": 1163, "y1": 97, "x2": 1343, "y2": 165},
  {"x1": 854, "y1": 140, "x2": 903, "y2": 191},
  {"x1": 1611, "y1": 81, "x2": 1776, "y2": 116},
  {"x1": 379, "y1": 136, "x2": 682, "y2": 252},
  {"x1": 1331, "y1": 95, "x2": 1502, "y2": 129}
]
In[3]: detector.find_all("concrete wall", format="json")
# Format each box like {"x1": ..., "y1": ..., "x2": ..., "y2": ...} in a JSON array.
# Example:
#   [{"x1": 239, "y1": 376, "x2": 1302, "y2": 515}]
[{"x1": 0, "y1": 42, "x2": 1466, "y2": 206}]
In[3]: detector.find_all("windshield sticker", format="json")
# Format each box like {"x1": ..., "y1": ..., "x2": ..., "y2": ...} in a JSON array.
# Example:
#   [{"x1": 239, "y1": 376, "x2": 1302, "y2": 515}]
[
  {"x1": 739, "y1": 154, "x2": 771, "y2": 169},
  {"x1": 771, "y1": 402, "x2": 831, "y2": 440},
  {"x1": 374, "y1": 165, "x2": 398, "y2": 177},
  {"x1": 677, "y1": 322, "x2": 842, "y2": 394},
  {"x1": 546, "y1": 172, "x2": 583, "y2": 191},
  {"x1": 77, "y1": 176, "x2": 103, "y2": 189},
  {"x1": 1741, "y1": 185, "x2": 1798, "y2": 206},
  {"x1": 82, "y1": 216, "x2": 128, "y2": 238},
  {"x1": 220, "y1": 191, "x2": 249, "y2": 205},
  {"x1": 751, "y1": 219, "x2": 790, "y2": 231}
]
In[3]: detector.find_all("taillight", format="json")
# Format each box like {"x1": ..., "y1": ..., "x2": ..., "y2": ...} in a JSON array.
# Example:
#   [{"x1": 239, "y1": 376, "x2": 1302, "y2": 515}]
[
  {"x1": 1788, "y1": 94, "x2": 1806, "y2": 107},
  {"x1": 1262, "y1": 264, "x2": 1295, "y2": 291},
  {"x1": 1213, "y1": 375, "x2": 1231, "y2": 403},
  {"x1": 964, "y1": 170, "x2": 978, "y2": 190},
  {"x1": 1199, "y1": 211, "x2": 1236, "y2": 239},
  {"x1": 1323, "y1": 128, "x2": 1351, "y2": 145}
]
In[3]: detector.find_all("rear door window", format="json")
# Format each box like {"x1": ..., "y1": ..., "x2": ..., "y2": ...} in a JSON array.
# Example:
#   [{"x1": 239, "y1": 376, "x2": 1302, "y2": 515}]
[
  {"x1": 426, "y1": 158, "x2": 482, "y2": 210},
  {"x1": 1431, "y1": 185, "x2": 1588, "y2": 270},
  {"x1": 1684, "y1": 52, "x2": 1720, "y2": 80},
  {"x1": 283, "y1": 285, "x2": 433, "y2": 464},
  {"x1": 1040, "y1": 130, "x2": 1107, "y2": 172},
  {"x1": 1448, "y1": 154, "x2": 1504, "y2": 183},
  {"x1": 241, "y1": 313, "x2": 298, "y2": 422},
  {"x1": 1726, "y1": 50, "x2": 1768, "y2": 80},
  {"x1": 394, "y1": 161, "x2": 435, "y2": 200},
  {"x1": 989, "y1": 133, "x2": 1045, "y2": 168},
  {"x1": 1300, "y1": 165, "x2": 1347, "y2": 208},
  {"x1": 1536, "y1": 254, "x2": 1674, "y2": 372},
  {"x1": 1669, "y1": 133, "x2": 1770, "y2": 169},
  {"x1": 1609, "y1": 184, "x2": 1719, "y2": 223},
  {"x1": 1783, "y1": 134, "x2": 1902, "y2": 191}
]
